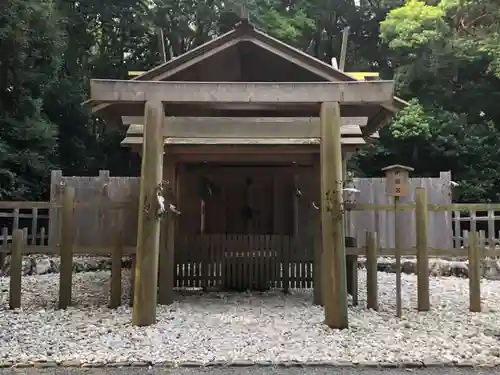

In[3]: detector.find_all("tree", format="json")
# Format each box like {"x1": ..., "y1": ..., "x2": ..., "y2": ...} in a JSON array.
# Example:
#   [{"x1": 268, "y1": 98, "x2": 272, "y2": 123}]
[
  {"x1": 351, "y1": 0, "x2": 500, "y2": 201},
  {"x1": 0, "y1": 0, "x2": 65, "y2": 199}
]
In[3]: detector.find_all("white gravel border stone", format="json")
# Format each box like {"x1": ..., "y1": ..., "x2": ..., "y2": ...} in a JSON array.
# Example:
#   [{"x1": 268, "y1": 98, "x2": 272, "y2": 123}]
[{"x1": 1, "y1": 269, "x2": 500, "y2": 367}]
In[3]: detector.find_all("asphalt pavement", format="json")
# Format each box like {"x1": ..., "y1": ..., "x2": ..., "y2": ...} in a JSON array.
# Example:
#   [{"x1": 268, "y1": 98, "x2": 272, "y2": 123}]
[{"x1": 0, "y1": 367, "x2": 499, "y2": 375}]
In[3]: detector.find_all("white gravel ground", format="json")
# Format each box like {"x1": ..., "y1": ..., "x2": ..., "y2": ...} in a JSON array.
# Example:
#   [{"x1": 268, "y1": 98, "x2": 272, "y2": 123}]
[{"x1": 1, "y1": 270, "x2": 500, "y2": 365}]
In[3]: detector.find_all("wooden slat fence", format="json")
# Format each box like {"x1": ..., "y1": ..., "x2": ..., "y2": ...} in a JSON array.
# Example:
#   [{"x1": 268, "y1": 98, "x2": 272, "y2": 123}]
[
  {"x1": 176, "y1": 234, "x2": 313, "y2": 290},
  {"x1": 49, "y1": 170, "x2": 140, "y2": 249},
  {"x1": 0, "y1": 207, "x2": 50, "y2": 246},
  {"x1": 346, "y1": 171, "x2": 453, "y2": 249},
  {"x1": 48, "y1": 170, "x2": 455, "y2": 250},
  {"x1": 452, "y1": 210, "x2": 500, "y2": 248}
]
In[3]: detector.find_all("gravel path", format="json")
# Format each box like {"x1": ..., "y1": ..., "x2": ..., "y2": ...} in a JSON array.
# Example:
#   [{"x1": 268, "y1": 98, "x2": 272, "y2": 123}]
[
  {"x1": 1, "y1": 270, "x2": 500, "y2": 366},
  {"x1": 1, "y1": 368, "x2": 500, "y2": 375}
]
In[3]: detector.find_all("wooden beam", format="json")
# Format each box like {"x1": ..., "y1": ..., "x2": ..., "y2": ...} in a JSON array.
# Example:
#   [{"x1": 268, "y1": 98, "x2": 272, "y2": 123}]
[
  {"x1": 90, "y1": 80, "x2": 395, "y2": 104},
  {"x1": 145, "y1": 144, "x2": 317, "y2": 155},
  {"x1": 122, "y1": 116, "x2": 368, "y2": 127},
  {"x1": 88, "y1": 31, "x2": 244, "y2": 115},
  {"x1": 121, "y1": 137, "x2": 369, "y2": 146},
  {"x1": 91, "y1": 101, "x2": 382, "y2": 118},
  {"x1": 126, "y1": 127, "x2": 378, "y2": 139},
  {"x1": 363, "y1": 109, "x2": 392, "y2": 137},
  {"x1": 132, "y1": 100, "x2": 165, "y2": 326},
  {"x1": 174, "y1": 153, "x2": 315, "y2": 164},
  {"x1": 130, "y1": 144, "x2": 364, "y2": 156},
  {"x1": 247, "y1": 38, "x2": 343, "y2": 82},
  {"x1": 125, "y1": 122, "x2": 367, "y2": 137},
  {"x1": 320, "y1": 101, "x2": 348, "y2": 329},
  {"x1": 123, "y1": 118, "x2": 375, "y2": 140},
  {"x1": 127, "y1": 72, "x2": 381, "y2": 82}
]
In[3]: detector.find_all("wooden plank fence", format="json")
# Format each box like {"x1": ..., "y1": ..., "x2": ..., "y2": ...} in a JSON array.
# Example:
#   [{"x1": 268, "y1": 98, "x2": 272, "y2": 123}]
[
  {"x1": 346, "y1": 171, "x2": 453, "y2": 249},
  {"x1": 48, "y1": 170, "x2": 455, "y2": 249},
  {"x1": 0, "y1": 170, "x2": 493, "y2": 259},
  {"x1": 1, "y1": 185, "x2": 500, "y2": 314},
  {"x1": 49, "y1": 170, "x2": 140, "y2": 249}
]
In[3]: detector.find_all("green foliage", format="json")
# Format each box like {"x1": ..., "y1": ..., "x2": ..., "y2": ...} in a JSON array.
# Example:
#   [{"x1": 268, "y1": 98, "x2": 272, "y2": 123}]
[
  {"x1": 350, "y1": 0, "x2": 500, "y2": 201},
  {"x1": 0, "y1": 0, "x2": 64, "y2": 199},
  {"x1": 381, "y1": 0, "x2": 446, "y2": 51},
  {"x1": 2, "y1": 0, "x2": 500, "y2": 203},
  {"x1": 390, "y1": 99, "x2": 430, "y2": 139}
]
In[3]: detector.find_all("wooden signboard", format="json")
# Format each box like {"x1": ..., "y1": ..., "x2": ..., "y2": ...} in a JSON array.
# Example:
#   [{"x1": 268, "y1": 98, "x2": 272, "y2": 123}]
[{"x1": 381, "y1": 165, "x2": 414, "y2": 197}]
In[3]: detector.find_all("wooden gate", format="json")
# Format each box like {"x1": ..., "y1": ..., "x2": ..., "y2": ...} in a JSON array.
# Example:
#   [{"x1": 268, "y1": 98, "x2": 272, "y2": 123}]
[{"x1": 175, "y1": 234, "x2": 314, "y2": 290}]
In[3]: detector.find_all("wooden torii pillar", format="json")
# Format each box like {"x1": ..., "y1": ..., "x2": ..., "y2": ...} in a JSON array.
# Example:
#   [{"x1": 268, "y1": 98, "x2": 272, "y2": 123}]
[
  {"x1": 320, "y1": 101, "x2": 348, "y2": 329},
  {"x1": 132, "y1": 100, "x2": 165, "y2": 326}
]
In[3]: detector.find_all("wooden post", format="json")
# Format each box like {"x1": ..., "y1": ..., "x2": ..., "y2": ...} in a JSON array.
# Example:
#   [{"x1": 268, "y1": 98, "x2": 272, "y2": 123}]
[
  {"x1": 1, "y1": 227, "x2": 7, "y2": 269},
  {"x1": 59, "y1": 186, "x2": 75, "y2": 309},
  {"x1": 282, "y1": 236, "x2": 290, "y2": 294},
  {"x1": 290, "y1": 171, "x2": 300, "y2": 295},
  {"x1": 132, "y1": 100, "x2": 165, "y2": 326},
  {"x1": 381, "y1": 164, "x2": 413, "y2": 317},
  {"x1": 109, "y1": 229, "x2": 123, "y2": 309},
  {"x1": 366, "y1": 231, "x2": 378, "y2": 311},
  {"x1": 129, "y1": 255, "x2": 136, "y2": 307},
  {"x1": 22, "y1": 228, "x2": 28, "y2": 244},
  {"x1": 339, "y1": 26, "x2": 350, "y2": 71},
  {"x1": 13, "y1": 209, "x2": 19, "y2": 232},
  {"x1": 345, "y1": 237, "x2": 358, "y2": 306},
  {"x1": 320, "y1": 101, "x2": 348, "y2": 329},
  {"x1": 49, "y1": 170, "x2": 63, "y2": 249},
  {"x1": 313, "y1": 231, "x2": 322, "y2": 305},
  {"x1": 468, "y1": 231, "x2": 481, "y2": 312},
  {"x1": 40, "y1": 227, "x2": 46, "y2": 246},
  {"x1": 415, "y1": 187, "x2": 430, "y2": 311},
  {"x1": 9, "y1": 229, "x2": 23, "y2": 309},
  {"x1": 293, "y1": 174, "x2": 299, "y2": 236},
  {"x1": 394, "y1": 195, "x2": 402, "y2": 318},
  {"x1": 312, "y1": 157, "x2": 323, "y2": 305},
  {"x1": 98, "y1": 170, "x2": 110, "y2": 246},
  {"x1": 31, "y1": 208, "x2": 38, "y2": 245},
  {"x1": 159, "y1": 158, "x2": 176, "y2": 305},
  {"x1": 343, "y1": 153, "x2": 358, "y2": 307}
]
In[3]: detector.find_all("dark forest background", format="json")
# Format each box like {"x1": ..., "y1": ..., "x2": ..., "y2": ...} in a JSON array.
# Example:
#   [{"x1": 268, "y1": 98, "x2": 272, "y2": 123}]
[{"x1": 1, "y1": 0, "x2": 499, "y2": 202}]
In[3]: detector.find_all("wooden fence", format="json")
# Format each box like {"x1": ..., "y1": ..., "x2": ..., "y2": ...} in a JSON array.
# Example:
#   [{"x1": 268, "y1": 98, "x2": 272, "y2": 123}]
[
  {"x1": 49, "y1": 170, "x2": 455, "y2": 249},
  {"x1": 0, "y1": 170, "x2": 495, "y2": 255},
  {"x1": 49, "y1": 170, "x2": 140, "y2": 249},
  {"x1": 346, "y1": 171, "x2": 453, "y2": 249},
  {"x1": 452, "y1": 209, "x2": 500, "y2": 247},
  {"x1": 176, "y1": 234, "x2": 313, "y2": 290},
  {"x1": 0, "y1": 186, "x2": 494, "y2": 314}
]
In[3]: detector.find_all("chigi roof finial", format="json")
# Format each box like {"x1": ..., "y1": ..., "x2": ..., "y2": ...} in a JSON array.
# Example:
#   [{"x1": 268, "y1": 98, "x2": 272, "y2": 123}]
[{"x1": 239, "y1": 0, "x2": 250, "y2": 23}]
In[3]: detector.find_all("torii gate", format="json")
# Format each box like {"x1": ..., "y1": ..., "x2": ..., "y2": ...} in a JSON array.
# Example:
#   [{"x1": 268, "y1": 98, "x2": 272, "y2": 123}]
[{"x1": 89, "y1": 79, "x2": 395, "y2": 328}]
